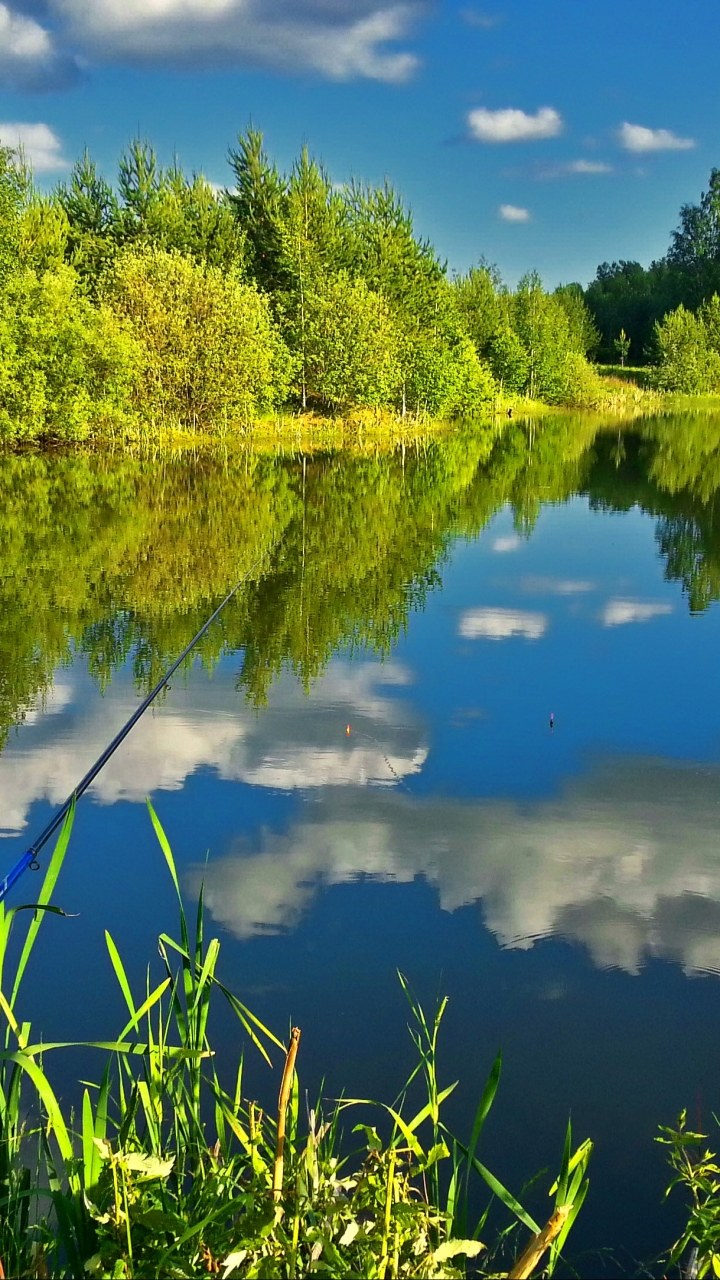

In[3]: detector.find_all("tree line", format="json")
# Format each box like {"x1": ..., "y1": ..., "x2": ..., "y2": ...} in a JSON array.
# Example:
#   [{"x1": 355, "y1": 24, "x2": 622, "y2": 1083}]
[
  {"x1": 0, "y1": 131, "x2": 604, "y2": 443},
  {"x1": 582, "y1": 168, "x2": 720, "y2": 391}
]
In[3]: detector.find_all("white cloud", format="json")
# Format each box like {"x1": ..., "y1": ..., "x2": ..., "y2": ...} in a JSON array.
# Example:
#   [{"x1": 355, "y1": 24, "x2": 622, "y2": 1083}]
[
  {"x1": 491, "y1": 534, "x2": 521, "y2": 552},
  {"x1": 468, "y1": 106, "x2": 563, "y2": 143},
  {"x1": 537, "y1": 159, "x2": 613, "y2": 180},
  {"x1": 0, "y1": 122, "x2": 68, "y2": 172},
  {"x1": 192, "y1": 756, "x2": 720, "y2": 977},
  {"x1": 0, "y1": 4, "x2": 77, "y2": 89},
  {"x1": 499, "y1": 203, "x2": 530, "y2": 223},
  {"x1": 0, "y1": 4, "x2": 52, "y2": 59},
  {"x1": 601, "y1": 599, "x2": 673, "y2": 627},
  {"x1": 459, "y1": 608, "x2": 547, "y2": 640},
  {"x1": 565, "y1": 159, "x2": 613, "y2": 174},
  {"x1": 618, "y1": 122, "x2": 696, "y2": 153},
  {"x1": 49, "y1": 0, "x2": 421, "y2": 81}
]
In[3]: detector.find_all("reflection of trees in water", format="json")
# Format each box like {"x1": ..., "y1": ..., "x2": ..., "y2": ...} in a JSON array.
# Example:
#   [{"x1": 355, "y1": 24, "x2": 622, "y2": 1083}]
[
  {"x1": 588, "y1": 413, "x2": 720, "y2": 613},
  {"x1": 2, "y1": 408, "x2": 720, "y2": 746}
]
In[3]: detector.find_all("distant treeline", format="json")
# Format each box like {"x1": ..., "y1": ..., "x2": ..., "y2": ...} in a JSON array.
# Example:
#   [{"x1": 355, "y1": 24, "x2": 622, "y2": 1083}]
[
  {"x1": 0, "y1": 131, "x2": 608, "y2": 443},
  {"x1": 583, "y1": 168, "x2": 720, "y2": 390}
]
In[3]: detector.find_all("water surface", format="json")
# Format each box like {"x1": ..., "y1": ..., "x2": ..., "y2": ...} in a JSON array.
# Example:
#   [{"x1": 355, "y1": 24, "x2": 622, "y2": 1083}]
[{"x1": 3, "y1": 411, "x2": 720, "y2": 1274}]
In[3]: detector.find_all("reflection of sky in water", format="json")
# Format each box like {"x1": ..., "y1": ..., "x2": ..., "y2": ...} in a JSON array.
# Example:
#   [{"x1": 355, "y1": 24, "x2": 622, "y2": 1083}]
[
  {"x1": 3, "y1": 497, "x2": 720, "y2": 979},
  {"x1": 3, "y1": 494, "x2": 720, "y2": 1270},
  {"x1": 191, "y1": 759, "x2": 720, "y2": 975},
  {"x1": 0, "y1": 660, "x2": 426, "y2": 835}
]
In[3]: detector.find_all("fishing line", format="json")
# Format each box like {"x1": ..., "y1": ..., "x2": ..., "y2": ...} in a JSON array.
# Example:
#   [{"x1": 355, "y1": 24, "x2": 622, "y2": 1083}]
[
  {"x1": 0, "y1": 553, "x2": 267, "y2": 904},
  {"x1": 343, "y1": 723, "x2": 411, "y2": 791}
]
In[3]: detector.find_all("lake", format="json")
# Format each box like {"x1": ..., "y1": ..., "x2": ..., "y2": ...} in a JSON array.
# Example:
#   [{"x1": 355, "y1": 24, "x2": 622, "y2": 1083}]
[{"x1": 2, "y1": 409, "x2": 720, "y2": 1275}]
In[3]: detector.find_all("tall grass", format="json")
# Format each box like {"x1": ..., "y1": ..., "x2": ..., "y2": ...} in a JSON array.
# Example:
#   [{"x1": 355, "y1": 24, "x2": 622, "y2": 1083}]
[{"x1": 0, "y1": 803, "x2": 591, "y2": 1278}]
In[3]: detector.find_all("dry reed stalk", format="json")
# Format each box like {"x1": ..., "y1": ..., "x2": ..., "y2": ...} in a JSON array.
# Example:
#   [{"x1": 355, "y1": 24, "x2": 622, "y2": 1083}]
[
  {"x1": 507, "y1": 1204, "x2": 570, "y2": 1279},
  {"x1": 272, "y1": 1026, "x2": 301, "y2": 1202}
]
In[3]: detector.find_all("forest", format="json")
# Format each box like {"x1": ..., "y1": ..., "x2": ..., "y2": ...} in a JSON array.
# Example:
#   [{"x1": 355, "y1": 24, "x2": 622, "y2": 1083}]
[
  {"x1": 0, "y1": 131, "x2": 603, "y2": 441},
  {"x1": 0, "y1": 131, "x2": 719, "y2": 443}
]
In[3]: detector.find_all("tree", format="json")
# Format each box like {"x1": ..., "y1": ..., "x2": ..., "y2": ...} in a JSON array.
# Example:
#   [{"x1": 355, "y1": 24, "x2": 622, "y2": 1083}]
[
  {"x1": 453, "y1": 262, "x2": 505, "y2": 354},
  {"x1": 302, "y1": 273, "x2": 401, "y2": 412},
  {"x1": 227, "y1": 127, "x2": 288, "y2": 294},
  {"x1": 0, "y1": 263, "x2": 139, "y2": 442},
  {"x1": 142, "y1": 166, "x2": 245, "y2": 270},
  {"x1": 671, "y1": 171, "x2": 720, "y2": 260},
  {"x1": 116, "y1": 139, "x2": 161, "y2": 243},
  {"x1": 19, "y1": 196, "x2": 69, "y2": 274},
  {"x1": 104, "y1": 247, "x2": 292, "y2": 428},
  {"x1": 652, "y1": 304, "x2": 720, "y2": 392},
  {"x1": 56, "y1": 149, "x2": 119, "y2": 285},
  {"x1": 554, "y1": 283, "x2": 600, "y2": 356},
  {"x1": 614, "y1": 328, "x2": 631, "y2": 367},
  {"x1": 0, "y1": 145, "x2": 27, "y2": 286},
  {"x1": 275, "y1": 147, "x2": 347, "y2": 408}
]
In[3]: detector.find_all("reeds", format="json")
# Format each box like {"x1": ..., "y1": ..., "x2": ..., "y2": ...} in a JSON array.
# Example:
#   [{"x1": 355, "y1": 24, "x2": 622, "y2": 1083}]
[{"x1": 0, "y1": 803, "x2": 592, "y2": 1278}]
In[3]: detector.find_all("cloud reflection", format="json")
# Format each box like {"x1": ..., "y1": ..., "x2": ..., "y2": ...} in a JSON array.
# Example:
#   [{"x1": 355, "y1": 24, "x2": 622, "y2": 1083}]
[
  {"x1": 459, "y1": 608, "x2": 547, "y2": 640},
  {"x1": 601, "y1": 599, "x2": 673, "y2": 626},
  {"x1": 491, "y1": 534, "x2": 522, "y2": 553},
  {"x1": 520, "y1": 576, "x2": 594, "y2": 596},
  {"x1": 0, "y1": 659, "x2": 427, "y2": 836},
  {"x1": 193, "y1": 758, "x2": 720, "y2": 978}
]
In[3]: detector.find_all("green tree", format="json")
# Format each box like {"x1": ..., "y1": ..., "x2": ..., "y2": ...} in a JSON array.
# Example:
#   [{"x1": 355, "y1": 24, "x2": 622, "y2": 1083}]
[
  {"x1": 453, "y1": 262, "x2": 505, "y2": 354},
  {"x1": 227, "y1": 127, "x2": 288, "y2": 294},
  {"x1": 104, "y1": 246, "x2": 292, "y2": 428},
  {"x1": 276, "y1": 148, "x2": 347, "y2": 408},
  {"x1": 0, "y1": 145, "x2": 27, "y2": 286},
  {"x1": 56, "y1": 149, "x2": 119, "y2": 286},
  {"x1": 19, "y1": 195, "x2": 69, "y2": 273},
  {"x1": 116, "y1": 139, "x2": 161, "y2": 243},
  {"x1": 667, "y1": 168, "x2": 720, "y2": 304},
  {"x1": 144, "y1": 165, "x2": 245, "y2": 270},
  {"x1": 614, "y1": 328, "x2": 631, "y2": 367},
  {"x1": 554, "y1": 283, "x2": 600, "y2": 356},
  {"x1": 0, "y1": 263, "x2": 139, "y2": 442},
  {"x1": 652, "y1": 304, "x2": 720, "y2": 392},
  {"x1": 302, "y1": 272, "x2": 401, "y2": 412},
  {"x1": 512, "y1": 273, "x2": 570, "y2": 400}
]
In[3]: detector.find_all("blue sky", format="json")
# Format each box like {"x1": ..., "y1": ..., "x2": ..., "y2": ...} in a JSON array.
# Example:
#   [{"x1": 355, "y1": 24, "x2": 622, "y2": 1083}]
[{"x1": 0, "y1": 0, "x2": 717, "y2": 287}]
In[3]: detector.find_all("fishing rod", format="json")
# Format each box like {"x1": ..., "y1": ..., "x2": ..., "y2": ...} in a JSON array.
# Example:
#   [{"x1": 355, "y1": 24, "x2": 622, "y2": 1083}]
[{"x1": 0, "y1": 554, "x2": 267, "y2": 905}]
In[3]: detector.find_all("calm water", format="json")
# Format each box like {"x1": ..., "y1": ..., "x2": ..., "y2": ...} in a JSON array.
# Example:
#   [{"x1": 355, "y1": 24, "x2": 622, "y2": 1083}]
[{"x1": 3, "y1": 411, "x2": 720, "y2": 1274}]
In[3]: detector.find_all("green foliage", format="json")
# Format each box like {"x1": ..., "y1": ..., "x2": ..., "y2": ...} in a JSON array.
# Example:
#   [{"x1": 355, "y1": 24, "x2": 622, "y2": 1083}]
[
  {"x1": 227, "y1": 127, "x2": 288, "y2": 294},
  {"x1": 18, "y1": 196, "x2": 70, "y2": 273},
  {"x1": 104, "y1": 246, "x2": 291, "y2": 428},
  {"x1": 613, "y1": 328, "x2": 631, "y2": 366},
  {"x1": 143, "y1": 167, "x2": 245, "y2": 271},
  {"x1": 0, "y1": 126, "x2": 632, "y2": 431},
  {"x1": 454, "y1": 266, "x2": 600, "y2": 405},
  {"x1": 667, "y1": 167, "x2": 720, "y2": 306},
  {"x1": 0, "y1": 263, "x2": 139, "y2": 442},
  {"x1": 0, "y1": 146, "x2": 27, "y2": 286},
  {"x1": 302, "y1": 273, "x2": 402, "y2": 412},
  {"x1": 56, "y1": 150, "x2": 119, "y2": 286},
  {"x1": 553, "y1": 283, "x2": 600, "y2": 357},
  {"x1": 658, "y1": 1110, "x2": 720, "y2": 1279},
  {"x1": 652, "y1": 301, "x2": 720, "y2": 393},
  {"x1": 585, "y1": 169, "x2": 720, "y2": 364}
]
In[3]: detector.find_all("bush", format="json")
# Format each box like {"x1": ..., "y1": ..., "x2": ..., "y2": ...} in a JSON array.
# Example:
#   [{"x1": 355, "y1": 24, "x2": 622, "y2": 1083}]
[
  {"x1": 652, "y1": 304, "x2": 720, "y2": 393},
  {"x1": 0, "y1": 264, "x2": 139, "y2": 442},
  {"x1": 104, "y1": 246, "x2": 292, "y2": 429}
]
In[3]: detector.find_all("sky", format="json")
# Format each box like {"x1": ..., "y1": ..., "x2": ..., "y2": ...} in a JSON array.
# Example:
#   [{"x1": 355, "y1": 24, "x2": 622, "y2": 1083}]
[{"x1": 0, "y1": 0, "x2": 717, "y2": 288}]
